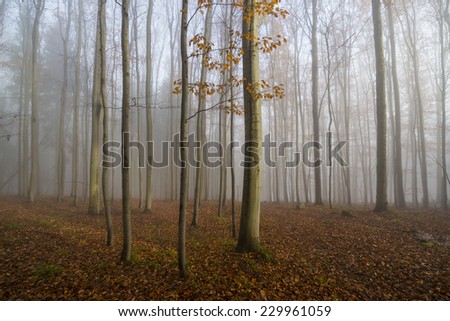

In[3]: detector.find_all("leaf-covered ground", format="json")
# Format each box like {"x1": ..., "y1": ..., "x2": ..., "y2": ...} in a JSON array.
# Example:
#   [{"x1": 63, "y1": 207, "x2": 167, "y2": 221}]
[{"x1": 0, "y1": 197, "x2": 449, "y2": 300}]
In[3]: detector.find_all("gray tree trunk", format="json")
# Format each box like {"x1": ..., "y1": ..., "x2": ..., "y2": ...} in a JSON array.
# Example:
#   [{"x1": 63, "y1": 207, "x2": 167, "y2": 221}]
[
  {"x1": 99, "y1": 0, "x2": 112, "y2": 247},
  {"x1": 121, "y1": 0, "x2": 132, "y2": 262},
  {"x1": 28, "y1": 0, "x2": 45, "y2": 203},
  {"x1": 178, "y1": 0, "x2": 189, "y2": 278},
  {"x1": 372, "y1": 0, "x2": 388, "y2": 212},
  {"x1": 72, "y1": 0, "x2": 83, "y2": 206},
  {"x1": 386, "y1": 2, "x2": 406, "y2": 208},
  {"x1": 237, "y1": 0, "x2": 262, "y2": 253},
  {"x1": 311, "y1": 0, "x2": 322, "y2": 205},
  {"x1": 145, "y1": 0, "x2": 154, "y2": 212},
  {"x1": 88, "y1": 0, "x2": 104, "y2": 215},
  {"x1": 57, "y1": 0, "x2": 72, "y2": 203},
  {"x1": 192, "y1": 5, "x2": 212, "y2": 225}
]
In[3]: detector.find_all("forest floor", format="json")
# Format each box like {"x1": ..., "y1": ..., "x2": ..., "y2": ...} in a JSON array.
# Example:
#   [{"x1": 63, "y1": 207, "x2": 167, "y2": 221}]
[{"x1": 0, "y1": 197, "x2": 449, "y2": 300}]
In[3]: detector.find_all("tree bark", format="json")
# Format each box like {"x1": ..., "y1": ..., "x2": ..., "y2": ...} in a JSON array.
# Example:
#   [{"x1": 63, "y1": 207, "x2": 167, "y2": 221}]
[
  {"x1": 178, "y1": 0, "x2": 189, "y2": 278},
  {"x1": 88, "y1": 0, "x2": 104, "y2": 215},
  {"x1": 192, "y1": 4, "x2": 212, "y2": 226},
  {"x1": 372, "y1": 0, "x2": 388, "y2": 212},
  {"x1": 121, "y1": 0, "x2": 132, "y2": 262},
  {"x1": 72, "y1": 0, "x2": 83, "y2": 206},
  {"x1": 237, "y1": 0, "x2": 262, "y2": 253},
  {"x1": 386, "y1": 2, "x2": 406, "y2": 208},
  {"x1": 28, "y1": 0, "x2": 45, "y2": 203},
  {"x1": 57, "y1": 0, "x2": 72, "y2": 203},
  {"x1": 99, "y1": 0, "x2": 112, "y2": 247},
  {"x1": 145, "y1": 0, "x2": 154, "y2": 212},
  {"x1": 311, "y1": 0, "x2": 323, "y2": 205}
]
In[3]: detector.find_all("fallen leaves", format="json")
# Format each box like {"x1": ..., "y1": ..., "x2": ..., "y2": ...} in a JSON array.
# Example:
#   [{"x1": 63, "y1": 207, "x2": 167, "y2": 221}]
[{"x1": 0, "y1": 197, "x2": 449, "y2": 300}]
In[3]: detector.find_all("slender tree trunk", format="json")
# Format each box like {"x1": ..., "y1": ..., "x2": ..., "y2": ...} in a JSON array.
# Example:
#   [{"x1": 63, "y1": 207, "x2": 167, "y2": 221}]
[
  {"x1": 99, "y1": 0, "x2": 112, "y2": 247},
  {"x1": 28, "y1": 0, "x2": 45, "y2": 203},
  {"x1": 72, "y1": 0, "x2": 83, "y2": 206},
  {"x1": 132, "y1": 1, "x2": 144, "y2": 209},
  {"x1": 237, "y1": 0, "x2": 262, "y2": 253},
  {"x1": 439, "y1": 0, "x2": 448, "y2": 211},
  {"x1": 311, "y1": 0, "x2": 322, "y2": 205},
  {"x1": 386, "y1": 2, "x2": 405, "y2": 208},
  {"x1": 83, "y1": 15, "x2": 90, "y2": 201},
  {"x1": 402, "y1": 0, "x2": 429, "y2": 208},
  {"x1": 372, "y1": 0, "x2": 388, "y2": 212},
  {"x1": 178, "y1": 0, "x2": 189, "y2": 278},
  {"x1": 192, "y1": 5, "x2": 212, "y2": 226},
  {"x1": 57, "y1": 0, "x2": 72, "y2": 203},
  {"x1": 228, "y1": 5, "x2": 237, "y2": 237},
  {"x1": 145, "y1": 0, "x2": 154, "y2": 212},
  {"x1": 88, "y1": 0, "x2": 104, "y2": 215},
  {"x1": 19, "y1": 4, "x2": 32, "y2": 198},
  {"x1": 121, "y1": 0, "x2": 132, "y2": 262}
]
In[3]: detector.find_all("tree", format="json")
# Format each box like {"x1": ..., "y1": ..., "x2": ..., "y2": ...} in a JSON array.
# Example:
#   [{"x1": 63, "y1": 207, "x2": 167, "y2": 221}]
[
  {"x1": 100, "y1": 0, "x2": 112, "y2": 246},
  {"x1": 88, "y1": 0, "x2": 104, "y2": 215},
  {"x1": 18, "y1": 1, "x2": 32, "y2": 198},
  {"x1": 132, "y1": 0, "x2": 145, "y2": 209},
  {"x1": 435, "y1": 0, "x2": 449, "y2": 211},
  {"x1": 72, "y1": 0, "x2": 83, "y2": 206},
  {"x1": 237, "y1": 0, "x2": 262, "y2": 252},
  {"x1": 56, "y1": 0, "x2": 72, "y2": 203},
  {"x1": 178, "y1": 0, "x2": 189, "y2": 277},
  {"x1": 229, "y1": 5, "x2": 237, "y2": 238},
  {"x1": 401, "y1": 0, "x2": 429, "y2": 208},
  {"x1": 28, "y1": 0, "x2": 45, "y2": 203},
  {"x1": 121, "y1": 0, "x2": 132, "y2": 262},
  {"x1": 311, "y1": 0, "x2": 323, "y2": 205},
  {"x1": 372, "y1": 0, "x2": 388, "y2": 212},
  {"x1": 385, "y1": 0, "x2": 406, "y2": 208},
  {"x1": 145, "y1": 0, "x2": 154, "y2": 212},
  {"x1": 192, "y1": 4, "x2": 213, "y2": 226}
]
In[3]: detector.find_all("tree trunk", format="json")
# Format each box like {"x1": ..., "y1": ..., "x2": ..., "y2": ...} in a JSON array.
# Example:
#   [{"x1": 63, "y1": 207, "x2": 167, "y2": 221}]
[
  {"x1": 88, "y1": 0, "x2": 104, "y2": 215},
  {"x1": 72, "y1": 0, "x2": 83, "y2": 206},
  {"x1": 145, "y1": 0, "x2": 154, "y2": 212},
  {"x1": 121, "y1": 0, "x2": 132, "y2": 262},
  {"x1": 386, "y1": 2, "x2": 405, "y2": 208},
  {"x1": 99, "y1": 0, "x2": 112, "y2": 247},
  {"x1": 192, "y1": 4, "x2": 212, "y2": 226},
  {"x1": 237, "y1": 0, "x2": 262, "y2": 253},
  {"x1": 439, "y1": 0, "x2": 448, "y2": 211},
  {"x1": 311, "y1": 0, "x2": 322, "y2": 205},
  {"x1": 28, "y1": 0, "x2": 44, "y2": 203},
  {"x1": 372, "y1": 0, "x2": 388, "y2": 212},
  {"x1": 19, "y1": 3, "x2": 32, "y2": 198},
  {"x1": 57, "y1": 0, "x2": 72, "y2": 204},
  {"x1": 132, "y1": 1, "x2": 144, "y2": 209},
  {"x1": 178, "y1": 0, "x2": 189, "y2": 278}
]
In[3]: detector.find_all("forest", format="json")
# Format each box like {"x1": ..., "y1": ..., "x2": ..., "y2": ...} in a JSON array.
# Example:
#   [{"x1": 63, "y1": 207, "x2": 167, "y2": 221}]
[{"x1": 0, "y1": 0, "x2": 449, "y2": 300}]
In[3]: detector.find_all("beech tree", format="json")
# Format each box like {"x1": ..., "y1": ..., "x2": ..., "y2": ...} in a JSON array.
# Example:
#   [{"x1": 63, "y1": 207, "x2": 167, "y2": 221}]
[
  {"x1": 28, "y1": 0, "x2": 45, "y2": 203},
  {"x1": 145, "y1": 0, "x2": 154, "y2": 212},
  {"x1": 385, "y1": 0, "x2": 406, "y2": 208},
  {"x1": 71, "y1": 0, "x2": 83, "y2": 206},
  {"x1": 311, "y1": 0, "x2": 323, "y2": 205},
  {"x1": 88, "y1": 0, "x2": 104, "y2": 215},
  {"x1": 237, "y1": 0, "x2": 263, "y2": 252},
  {"x1": 178, "y1": 0, "x2": 189, "y2": 278},
  {"x1": 121, "y1": 0, "x2": 132, "y2": 262},
  {"x1": 372, "y1": 0, "x2": 388, "y2": 212},
  {"x1": 99, "y1": 0, "x2": 112, "y2": 246},
  {"x1": 192, "y1": 4, "x2": 213, "y2": 226},
  {"x1": 56, "y1": 0, "x2": 72, "y2": 203}
]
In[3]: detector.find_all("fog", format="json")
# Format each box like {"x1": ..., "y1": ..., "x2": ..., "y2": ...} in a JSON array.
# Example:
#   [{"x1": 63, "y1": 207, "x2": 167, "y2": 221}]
[{"x1": 0, "y1": 0, "x2": 448, "y2": 210}]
